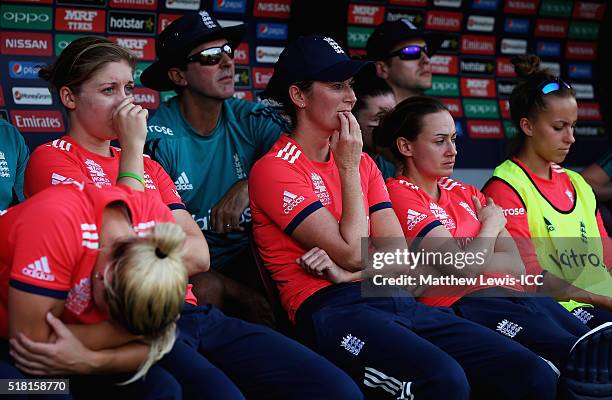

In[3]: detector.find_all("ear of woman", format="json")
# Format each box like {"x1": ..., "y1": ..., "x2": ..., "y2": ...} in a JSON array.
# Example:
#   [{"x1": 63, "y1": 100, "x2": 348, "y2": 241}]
[
  {"x1": 59, "y1": 87, "x2": 77, "y2": 110},
  {"x1": 396, "y1": 137, "x2": 412, "y2": 157}
]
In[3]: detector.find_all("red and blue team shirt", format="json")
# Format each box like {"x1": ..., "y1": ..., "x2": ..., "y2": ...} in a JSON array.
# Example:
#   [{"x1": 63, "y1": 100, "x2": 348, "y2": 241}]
[
  {"x1": 482, "y1": 157, "x2": 610, "y2": 279},
  {"x1": 0, "y1": 182, "x2": 196, "y2": 339},
  {"x1": 386, "y1": 176, "x2": 524, "y2": 307},
  {"x1": 250, "y1": 135, "x2": 392, "y2": 322},
  {"x1": 24, "y1": 136, "x2": 185, "y2": 211}
]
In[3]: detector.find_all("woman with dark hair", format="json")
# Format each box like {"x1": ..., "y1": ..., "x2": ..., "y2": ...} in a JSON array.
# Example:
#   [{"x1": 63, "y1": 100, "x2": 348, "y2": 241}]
[
  {"x1": 482, "y1": 55, "x2": 612, "y2": 329},
  {"x1": 351, "y1": 64, "x2": 397, "y2": 179},
  {"x1": 376, "y1": 95, "x2": 612, "y2": 397},
  {"x1": 251, "y1": 35, "x2": 559, "y2": 400}
]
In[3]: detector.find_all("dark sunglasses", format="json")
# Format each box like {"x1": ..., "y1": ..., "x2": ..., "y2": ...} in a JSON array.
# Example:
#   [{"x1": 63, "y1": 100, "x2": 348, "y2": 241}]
[
  {"x1": 537, "y1": 77, "x2": 572, "y2": 95},
  {"x1": 186, "y1": 43, "x2": 234, "y2": 66},
  {"x1": 387, "y1": 45, "x2": 430, "y2": 61}
]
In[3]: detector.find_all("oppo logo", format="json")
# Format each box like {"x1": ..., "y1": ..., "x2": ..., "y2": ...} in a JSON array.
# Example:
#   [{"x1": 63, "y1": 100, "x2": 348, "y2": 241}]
[
  {"x1": 3, "y1": 11, "x2": 50, "y2": 24},
  {"x1": 465, "y1": 104, "x2": 496, "y2": 113},
  {"x1": 348, "y1": 31, "x2": 370, "y2": 43},
  {"x1": 433, "y1": 81, "x2": 458, "y2": 90}
]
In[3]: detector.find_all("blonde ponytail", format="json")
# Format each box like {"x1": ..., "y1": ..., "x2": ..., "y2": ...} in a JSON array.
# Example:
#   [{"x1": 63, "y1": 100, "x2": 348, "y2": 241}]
[{"x1": 104, "y1": 223, "x2": 187, "y2": 384}]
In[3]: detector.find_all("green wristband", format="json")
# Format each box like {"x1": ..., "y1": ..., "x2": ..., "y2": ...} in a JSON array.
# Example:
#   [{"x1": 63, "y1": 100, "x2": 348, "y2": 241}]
[{"x1": 118, "y1": 171, "x2": 146, "y2": 187}]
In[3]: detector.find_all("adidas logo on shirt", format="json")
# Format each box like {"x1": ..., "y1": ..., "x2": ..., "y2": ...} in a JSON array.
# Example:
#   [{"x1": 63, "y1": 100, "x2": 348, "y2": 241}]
[
  {"x1": 283, "y1": 190, "x2": 304, "y2": 214},
  {"x1": 438, "y1": 177, "x2": 465, "y2": 191},
  {"x1": 51, "y1": 173, "x2": 84, "y2": 190},
  {"x1": 81, "y1": 223, "x2": 99, "y2": 250},
  {"x1": 406, "y1": 209, "x2": 426, "y2": 231},
  {"x1": 544, "y1": 217, "x2": 555, "y2": 232},
  {"x1": 275, "y1": 142, "x2": 301, "y2": 164},
  {"x1": 50, "y1": 139, "x2": 72, "y2": 152},
  {"x1": 22, "y1": 256, "x2": 55, "y2": 282},
  {"x1": 174, "y1": 172, "x2": 193, "y2": 191}
]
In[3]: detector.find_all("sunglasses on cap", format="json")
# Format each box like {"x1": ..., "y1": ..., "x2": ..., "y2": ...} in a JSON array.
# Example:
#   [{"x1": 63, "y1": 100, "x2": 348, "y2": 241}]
[
  {"x1": 537, "y1": 77, "x2": 572, "y2": 95},
  {"x1": 387, "y1": 45, "x2": 430, "y2": 61},
  {"x1": 186, "y1": 43, "x2": 234, "y2": 66}
]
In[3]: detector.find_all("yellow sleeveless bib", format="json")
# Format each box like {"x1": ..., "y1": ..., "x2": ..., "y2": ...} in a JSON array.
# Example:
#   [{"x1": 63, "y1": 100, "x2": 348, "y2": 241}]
[{"x1": 492, "y1": 160, "x2": 611, "y2": 310}]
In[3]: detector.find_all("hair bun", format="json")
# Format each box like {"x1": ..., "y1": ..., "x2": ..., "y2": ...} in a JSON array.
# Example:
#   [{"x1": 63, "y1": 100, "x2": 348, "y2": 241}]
[
  {"x1": 511, "y1": 55, "x2": 541, "y2": 79},
  {"x1": 155, "y1": 247, "x2": 167, "y2": 259}
]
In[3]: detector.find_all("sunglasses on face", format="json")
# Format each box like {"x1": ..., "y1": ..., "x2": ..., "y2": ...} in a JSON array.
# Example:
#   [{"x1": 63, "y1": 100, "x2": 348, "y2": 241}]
[
  {"x1": 387, "y1": 45, "x2": 430, "y2": 61},
  {"x1": 537, "y1": 77, "x2": 572, "y2": 95},
  {"x1": 186, "y1": 43, "x2": 234, "y2": 66}
]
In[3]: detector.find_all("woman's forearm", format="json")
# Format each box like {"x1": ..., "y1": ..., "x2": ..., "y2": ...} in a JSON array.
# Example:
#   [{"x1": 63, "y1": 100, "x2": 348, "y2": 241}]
[
  {"x1": 337, "y1": 168, "x2": 368, "y2": 269},
  {"x1": 67, "y1": 321, "x2": 140, "y2": 351}
]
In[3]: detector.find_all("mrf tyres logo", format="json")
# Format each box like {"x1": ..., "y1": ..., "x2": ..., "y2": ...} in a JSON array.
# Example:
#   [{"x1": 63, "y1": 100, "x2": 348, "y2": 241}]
[
  {"x1": 460, "y1": 78, "x2": 496, "y2": 98},
  {"x1": 110, "y1": 36, "x2": 155, "y2": 60},
  {"x1": 348, "y1": 4, "x2": 385, "y2": 26},
  {"x1": 108, "y1": 10, "x2": 155, "y2": 35},
  {"x1": 55, "y1": 8, "x2": 106, "y2": 33}
]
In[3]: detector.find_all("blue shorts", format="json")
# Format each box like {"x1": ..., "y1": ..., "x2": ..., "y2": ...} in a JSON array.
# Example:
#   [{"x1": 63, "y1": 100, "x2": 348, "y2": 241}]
[
  {"x1": 158, "y1": 303, "x2": 362, "y2": 400},
  {"x1": 295, "y1": 282, "x2": 558, "y2": 400},
  {"x1": 452, "y1": 288, "x2": 590, "y2": 370}
]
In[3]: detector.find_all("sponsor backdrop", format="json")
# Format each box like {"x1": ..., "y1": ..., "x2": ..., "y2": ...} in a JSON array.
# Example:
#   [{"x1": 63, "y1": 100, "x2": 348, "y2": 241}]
[
  {"x1": 0, "y1": 0, "x2": 608, "y2": 168},
  {"x1": 344, "y1": 0, "x2": 609, "y2": 167}
]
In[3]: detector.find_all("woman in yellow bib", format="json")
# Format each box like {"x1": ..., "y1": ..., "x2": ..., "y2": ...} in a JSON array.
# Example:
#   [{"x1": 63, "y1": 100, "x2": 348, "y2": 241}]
[{"x1": 483, "y1": 55, "x2": 612, "y2": 330}]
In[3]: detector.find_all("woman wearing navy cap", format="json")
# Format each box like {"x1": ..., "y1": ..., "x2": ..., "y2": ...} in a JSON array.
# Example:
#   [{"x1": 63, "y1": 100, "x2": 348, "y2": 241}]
[{"x1": 250, "y1": 35, "x2": 558, "y2": 400}]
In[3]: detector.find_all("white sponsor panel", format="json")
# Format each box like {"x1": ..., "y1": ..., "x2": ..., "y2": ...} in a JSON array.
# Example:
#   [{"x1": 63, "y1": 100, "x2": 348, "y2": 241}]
[
  {"x1": 165, "y1": 0, "x2": 199, "y2": 10},
  {"x1": 572, "y1": 83, "x2": 594, "y2": 100},
  {"x1": 500, "y1": 38, "x2": 527, "y2": 55},
  {"x1": 256, "y1": 46, "x2": 283, "y2": 63},
  {"x1": 467, "y1": 15, "x2": 495, "y2": 32},
  {"x1": 12, "y1": 87, "x2": 52, "y2": 105},
  {"x1": 540, "y1": 61, "x2": 560, "y2": 76},
  {"x1": 218, "y1": 19, "x2": 244, "y2": 27},
  {"x1": 503, "y1": 207, "x2": 525, "y2": 217},
  {"x1": 433, "y1": 0, "x2": 462, "y2": 6},
  {"x1": 574, "y1": 126, "x2": 600, "y2": 136}
]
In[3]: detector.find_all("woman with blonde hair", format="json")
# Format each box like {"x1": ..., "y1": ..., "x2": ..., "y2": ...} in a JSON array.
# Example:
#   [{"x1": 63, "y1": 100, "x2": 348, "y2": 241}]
[{"x1": 0, "y1": 183, "x2": 186, "y2": 398}]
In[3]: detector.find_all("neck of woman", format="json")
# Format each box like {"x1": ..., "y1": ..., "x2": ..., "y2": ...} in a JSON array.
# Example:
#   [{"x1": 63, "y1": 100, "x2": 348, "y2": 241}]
[
  {"x1": 516, "y1": 147, "x2": 551, "y2": 180},
  {"x1": 68, "y1": 124, "x2": 112, "y2": 157},
  {"x1": 404, "y1": 164, "x2": 440, "y2": 201},
  {"x1": 291, "y1": 119, "x2": 333, "y2": 163}
]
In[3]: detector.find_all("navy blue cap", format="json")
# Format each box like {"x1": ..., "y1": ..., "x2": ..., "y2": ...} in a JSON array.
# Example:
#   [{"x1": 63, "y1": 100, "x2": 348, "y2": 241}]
[
  {"x1": 366, "y1": 18, "x2": 446, "y2": 61},
  {"x1": 264, "y1": 35, "x2": 369, "y2": 100},
  {"x1": 141, "y1": 11, "x2": 245, "y2": 91}
]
